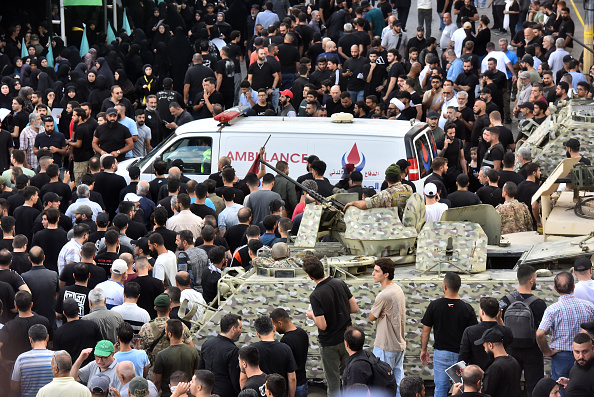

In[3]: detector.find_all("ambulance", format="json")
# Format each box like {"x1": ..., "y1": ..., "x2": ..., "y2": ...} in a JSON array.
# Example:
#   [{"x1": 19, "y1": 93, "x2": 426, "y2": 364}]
[{"x1": 117, "y1": 112, "x2": 439, "y2": 192}]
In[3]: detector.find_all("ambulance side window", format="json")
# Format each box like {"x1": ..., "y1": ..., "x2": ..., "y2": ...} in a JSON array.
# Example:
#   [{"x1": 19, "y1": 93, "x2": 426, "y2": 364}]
[{"x1": 161, "y1": 137, "x2": 213, "y2": 175}]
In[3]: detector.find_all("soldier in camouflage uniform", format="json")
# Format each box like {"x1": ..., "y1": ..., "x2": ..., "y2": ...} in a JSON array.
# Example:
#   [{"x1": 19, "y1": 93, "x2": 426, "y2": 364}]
[
  {"x1": 252, "y1": 242, "x2": 301, "y2": 268},
  {"x1": 496, "y1": 182, "x2": 533, "y2": 234},
  {"x1": 139, "y1": 293, "x2": 195, "y2": 377},
  {"x1": 344, "y1": 164, "x2": 413, "y2": 219}
]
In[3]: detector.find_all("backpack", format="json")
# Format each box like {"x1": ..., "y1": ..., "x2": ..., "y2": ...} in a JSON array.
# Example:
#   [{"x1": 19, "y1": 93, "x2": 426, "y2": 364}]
[
  {"x1": 352, "y1": 353, "x2": 398, "y2": 396},
  {"x1": 503, "y1": 293, "x2": 539, "y2": 349}
]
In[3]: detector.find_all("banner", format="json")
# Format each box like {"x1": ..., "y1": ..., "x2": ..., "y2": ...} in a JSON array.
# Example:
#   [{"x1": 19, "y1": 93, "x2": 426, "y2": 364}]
[{"x1": 63, "y1": 0, "x2": 102, "y2": 5}]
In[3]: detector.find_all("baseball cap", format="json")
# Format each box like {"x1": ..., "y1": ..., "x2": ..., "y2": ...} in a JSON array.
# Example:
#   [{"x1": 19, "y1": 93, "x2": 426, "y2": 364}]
[
  {"x1": 124, "y1": 193, "x2": 142, "y2": 202},
  {"x1": 564, "y1": 138, "x2": 580, "y2": 149},
  {"x1": 93, "y1": 340, "x2": 115, "y2": 357},
  {"x1": 128, "y1": 166, "x2": 140, "y2": 180},
  {"x1": 106, "y1": 107, "x2": 117, "y2": 115},
  {"x1": 396, "y1": 159, "x2": 411, "y2": 170},
  {"x1": 73, "y1": 205, "x2": 93, "y2": 216},
  {"x1": 519, "y1": 71, "x2": 531, "y2": 79},
  {"x1": 427, "y1": 110, "x2": 439, "y2": 119},
  {"x1": 385, "y1": 164, "x2": 401, "y2": 179},
  {"x1": 474, "y1": 327, "x2": 505, "y2": 345},
  {"x1": 463, "y1": 22, "x2": 472, "y2": 29},
  {"x1": 417, "y1": 26, "x2": 425, "y2": 31},
  {"x1": 518, "y1": 102, "x2": 534, "y2": 111},
  {"x1": 88, "y1": 374, "x2": 110, "y2": 394},
  {"x1": 154, "y1": 293, "x2": 171, "y2": 307},
  {"x1": 43, "y1": 192, "x2": 62, "y2": 203},
  {"x1": 111, "y1": 259, "x2": 128, "y2": 275},
  {"x1": 393, "y1": 20, "x2": 402, "y2": 27},
  {"x1": 574, "y1": 256, "x2": 592, "y2": 271},
  {"x1": 424, "y1": 182, "x2": 437, "y2": 197},
  {"x1": 129, "y1": 376, "x2": 150, "y2": 397},
  {"x1": 132, "y1": 237, "x2": 150, "y2": 253},
  {"x1": 480, "y1": 87, "x2": 492, "y2": 95},
  {"x1": 96, "y1": 212, "x2": 110, "y2": 227},
  {"x1": 563, "y1": 54, "x2": 574, "y2": 63},
  {"x1": 62, "y1": 297, "x2": 80, "y2": 318},
  {"x1": 280, "y1": 89, "x2": 293, "y2": 99},
  {"x1": 171, "y1": 159, "x2": 185, "y2": 171}
]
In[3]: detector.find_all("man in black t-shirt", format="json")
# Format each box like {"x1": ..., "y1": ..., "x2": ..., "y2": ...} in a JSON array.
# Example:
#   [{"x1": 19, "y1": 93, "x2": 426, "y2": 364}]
[
  {"x1": 475, "y1": 327, "x2": 522, "y2": 397},
  {"x1": 304, "y1": 256, "x2": 358, "y2": 397},
  {"x1": 498, "y1": 264, "x2": 547, "y2": 396},
  {"x1": 476, "y1": 167, "x2": 504, "y2": 208},
  {"x1": 563, "y1": 333, "x2": 594, "y2": 396},
  {"x1": 193, "y1": 77, "x2": 225, "y2": 119},
  {"x1": 13, "y1": 186, "x2": 40, "y2": 243},
  {"x1": 271, "y1": 308, "x2": 309, "y2": 396},
  {"x1": 246, "y1": 89, "x2": 275, "y2": 116},
  {"x1": 421, "y1": 272, "x2": 478, "y2": 397},
  {"x1": 448, "y1": 174, "x2": 481, "y2": 208},
  {"x1": 92, "y1": 108, "x2": 133, "y2": 162},
  {"x1": 248, "y1": 48, "x2": 279, "y2": 94},
  {"x1": 239, "y1": 345, "x2": 267, "y2": 397},
  {"x1": 69, "y1": 108, "x2": 96, "y2": 185},
  {"x1": 251, "y1": 316, "x2": 297, "y2": 397},
  {"x1": 481, "y1": 127, "x2": 504, "y2": 171},
  {"x1": 216, "y1": 48, "x2": 236, "y2": 110},
  {"x1": 517, "y1": 162, "x2": 541, "y2": 228},
  {"x1": 10, "y1": 98, "x2": 29, "y2": 150},
  {"x1": 59, "y1": 242, "x2": 107, "y2": 290}
]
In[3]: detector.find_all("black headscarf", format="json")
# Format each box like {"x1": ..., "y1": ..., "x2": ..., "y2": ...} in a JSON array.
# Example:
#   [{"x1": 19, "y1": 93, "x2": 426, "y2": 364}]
[
  {"x1": 152, "y1": 24, "x2": 171, "y2": 49},
  {"x1": 95, "y1": 57, "x2": 114, "y2": 87},
  {"x1": 167, "y1": 27, "x2": 193, "y2": 95},
  {"x1": 165, "y1": 3, "x2": 186, "y2": 31},
  {"x1": 0, "y1": 84, "x2": 12, "y2": 109},
  {"x1": 124, "y1": 44, "x2": 144, "y2": 83},
  {"x1": 88, "y1": 74, "x2": 110, "y2": 116}
]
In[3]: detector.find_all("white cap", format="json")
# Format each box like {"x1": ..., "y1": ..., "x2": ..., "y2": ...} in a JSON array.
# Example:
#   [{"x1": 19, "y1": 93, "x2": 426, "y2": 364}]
[
  {"x1": 111, "y1": 259, "x2": 128, "y2": 275},
  {"x1": 124, "y1": 193, "x2": 142, "y2": 202},
  {"x1": 424, "y1": 182, "x2": 437, "y2": 197},
  {"x1": 390, "y1": 97, "x2": 404, "y2": 111}
]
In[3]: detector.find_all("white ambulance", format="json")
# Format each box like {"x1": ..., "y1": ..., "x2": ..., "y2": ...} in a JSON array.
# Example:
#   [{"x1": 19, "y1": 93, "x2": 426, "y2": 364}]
[{"x1": 117, "y1": 114, "x2": 439, "y2": 192}]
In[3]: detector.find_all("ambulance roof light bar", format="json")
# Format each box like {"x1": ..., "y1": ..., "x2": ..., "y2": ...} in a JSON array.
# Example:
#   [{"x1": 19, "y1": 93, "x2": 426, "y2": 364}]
[{"x1": 214, "y1": 106, "x2": 250, "y2": 125}]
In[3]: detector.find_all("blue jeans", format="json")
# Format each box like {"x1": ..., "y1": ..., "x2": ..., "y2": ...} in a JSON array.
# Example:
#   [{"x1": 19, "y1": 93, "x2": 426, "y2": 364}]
[
  {"x1": 271, "y1": 88, "x2": 280, "y2": 111},
  {"x1": 374, "y1": 347, "x2": 405, "y2": 397},
  {"x1": 348, "y1": 90, "x2": 364, "y2": 102},
  {"x1": 282, "y1": 73, "x2": 295, "y2": 90},
  {"x1": 552, "y1": 351, "x2": 574, "y2": 380},
  {"x1": 433, "y1": 349, "x2": 458, "y2": 397},
  {"x1": 295, "y1": 383, "x2": 308, "y2": 397}
]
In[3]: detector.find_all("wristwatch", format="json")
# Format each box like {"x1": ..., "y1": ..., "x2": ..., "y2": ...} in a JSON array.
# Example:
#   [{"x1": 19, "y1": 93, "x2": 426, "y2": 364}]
[{"x1": 117, "y1": 150, "x2": 121, "y2": 155}]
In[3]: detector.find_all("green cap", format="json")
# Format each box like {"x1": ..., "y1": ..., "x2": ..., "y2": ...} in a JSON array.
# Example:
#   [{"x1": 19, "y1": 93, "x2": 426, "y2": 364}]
[
  {"x1": 154, "y1": 293, "x2": 171, "y2": 307},
  {"x1": 385, "y1": 164, "x2": 401, "y2": 179},
  {"x1": 93, "y1": 340, "x2": 115, "y2": 357},
  {"x1": 129, "y1": 376, "x2": 149, "y2": 396}
]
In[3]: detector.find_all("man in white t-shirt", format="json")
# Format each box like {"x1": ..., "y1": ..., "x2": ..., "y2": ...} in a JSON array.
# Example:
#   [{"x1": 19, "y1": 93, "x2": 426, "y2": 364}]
[
  {"x1": 149, "y1": 233, "x2": 178, "y2": 286},
  {"x1": 574, "y1": 257, "x2": 594, "y2": 303},
  {"x1": 175, "y1": 271, "x2": 207, "y2": 323},
  {"x1": 441, "y1": 14, "x2": 458, "y2": 52},
  {"x1": 95, "y1": 259, "x2": 127, "y2": 309},
  {"x1": 424, "y1": 183, "x2": 449, "y2": 222}
]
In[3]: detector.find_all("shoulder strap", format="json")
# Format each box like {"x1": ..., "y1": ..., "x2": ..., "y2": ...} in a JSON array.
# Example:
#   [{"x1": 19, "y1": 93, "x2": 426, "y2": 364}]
[
  {"x1": 505, "y1": 293, "x2": 517, "y2": 303},
  {"x1": 179, "y1": 299, "x2": 199, "y2": 322},
  {"x1": 522, "y1": 295, "x2": 539, "y2": 306}
]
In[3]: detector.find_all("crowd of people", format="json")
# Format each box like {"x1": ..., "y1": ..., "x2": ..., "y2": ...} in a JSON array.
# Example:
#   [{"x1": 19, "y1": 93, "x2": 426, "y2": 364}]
[{"x1": 0, "y1": 0, "x2": 591, "y2": 396}]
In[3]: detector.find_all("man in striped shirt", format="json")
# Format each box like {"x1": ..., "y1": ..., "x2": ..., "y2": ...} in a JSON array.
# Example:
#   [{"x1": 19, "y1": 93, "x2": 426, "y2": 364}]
[{"x1": 11, "y1": 324, "x2": 54, "y2": 397}]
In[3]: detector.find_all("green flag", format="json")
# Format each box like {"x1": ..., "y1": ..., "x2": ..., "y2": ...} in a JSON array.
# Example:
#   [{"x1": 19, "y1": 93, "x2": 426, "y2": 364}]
[
  {"x1": 107, "y1": 21, "x2": 116, "y2": 44},
  {"x1": 122, "y1": 9, "x2": 132, "y2": 36},
  {"x1": 63, "y1": 0, "x2": 102, "y2": 5},
  {"x1": 46, "y1": 38, "x2": 54, "y2": 68},
  {"x1": 80, "y1": 26, "x2": 89, "y2": 57},
  {"x1": 20, "y1": 38, "x2": 27, "y2": 59}
]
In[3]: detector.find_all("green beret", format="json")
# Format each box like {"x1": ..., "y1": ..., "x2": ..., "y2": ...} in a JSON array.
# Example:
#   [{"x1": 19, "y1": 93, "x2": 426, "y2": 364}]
[{"x1": 154, "y1": 293, "x2": 171, "y2": 307}]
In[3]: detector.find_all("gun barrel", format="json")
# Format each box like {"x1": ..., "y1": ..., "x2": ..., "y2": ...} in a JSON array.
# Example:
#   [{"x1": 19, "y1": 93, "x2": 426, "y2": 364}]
[{"x1": 259, "y1": 158, "x2": 339, "y2": 209}]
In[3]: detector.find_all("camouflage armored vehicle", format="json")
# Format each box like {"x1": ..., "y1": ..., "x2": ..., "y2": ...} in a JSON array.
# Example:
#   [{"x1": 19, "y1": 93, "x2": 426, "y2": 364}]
[
  {"x1": 190, "y1": 150, "x2": 594, "y2": 388},
  {"x1": 519, "y1": 98, "x2": 594, "y2": 178}
]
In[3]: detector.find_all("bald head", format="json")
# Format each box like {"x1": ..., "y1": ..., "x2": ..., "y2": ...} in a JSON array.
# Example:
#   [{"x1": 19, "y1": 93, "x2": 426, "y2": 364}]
[
  {"x1": 53, "y1": 350, "x2": 73, "y2": 375},
  {"x1": 175, "y1": 271, "x2": 192, "y2": 288},
  {"x1": 116, "y1": 361, "x2": 136, "y2": 383},
  {"x1": 137, "y1": 180, "x2": 150, "y2": 195},
  {"x1": 168, "y1": 167, "x2": 181, "y2": 179},
  {"x1": 462, "y1": 365, "x2": 484, "y2": 389},
  {"x1": 193, "y1": 53, "x2": 203, "y2": 63},
  {"x1": 119, "y1": 253, "x2": 133, "y2": 268}
]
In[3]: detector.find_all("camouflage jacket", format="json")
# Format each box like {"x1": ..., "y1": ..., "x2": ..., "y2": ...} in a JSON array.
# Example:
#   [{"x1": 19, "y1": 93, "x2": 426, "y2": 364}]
[
  {"x1": 496, "y1": 199, "x2": 533, "y2": 234},
  {"x1": 365, "y1": 182, "x2": 413, "y2": 218},
  {"x1": 139, "y1": 316, "x2": 193, "y2": 364}
]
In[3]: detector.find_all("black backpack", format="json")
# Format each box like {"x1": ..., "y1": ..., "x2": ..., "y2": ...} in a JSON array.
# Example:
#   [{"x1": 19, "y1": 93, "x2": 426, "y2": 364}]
[
  {"x1": 352, "y1": 353, "x2": 398, "y2": 396},
  {"x1": 503, "y1": 293, "x2": 539, "y2": 349}
]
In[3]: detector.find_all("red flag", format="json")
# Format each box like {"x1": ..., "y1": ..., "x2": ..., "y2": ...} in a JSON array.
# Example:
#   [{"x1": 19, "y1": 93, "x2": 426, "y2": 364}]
[{"x1": 247, "y1": 152, "x2": 261, "y2": 174}]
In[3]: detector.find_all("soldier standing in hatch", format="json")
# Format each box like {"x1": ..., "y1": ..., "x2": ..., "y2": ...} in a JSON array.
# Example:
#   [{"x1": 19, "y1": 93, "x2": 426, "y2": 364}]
[{"x1": 343, "y1": 164, "x2": 413, "y2": 219}]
